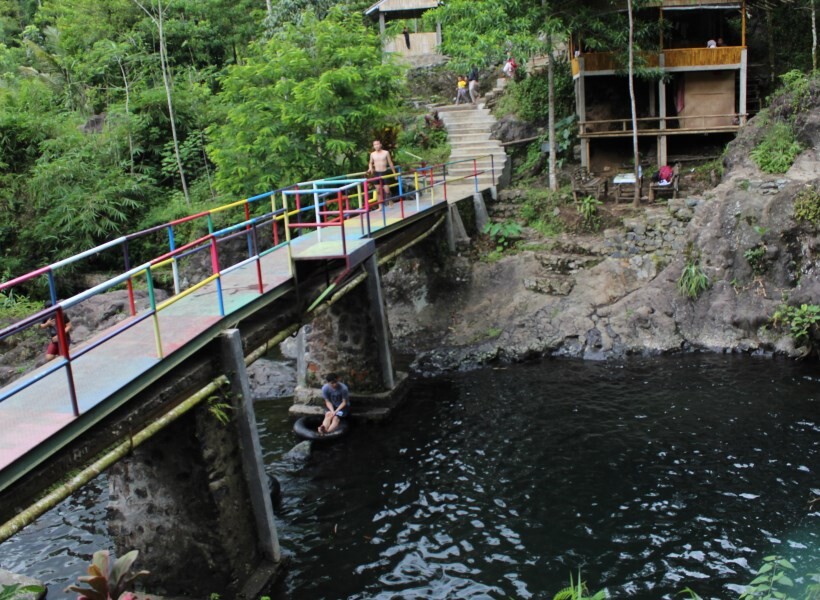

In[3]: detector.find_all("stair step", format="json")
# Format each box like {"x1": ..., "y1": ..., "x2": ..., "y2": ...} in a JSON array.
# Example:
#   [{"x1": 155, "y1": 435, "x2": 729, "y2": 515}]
[
  {"x1": 439, "y1": 115, "x2": 496, "y2": 127},
  {"x1": 449, "y1": 146, "x2": 505, "y2": 154}
]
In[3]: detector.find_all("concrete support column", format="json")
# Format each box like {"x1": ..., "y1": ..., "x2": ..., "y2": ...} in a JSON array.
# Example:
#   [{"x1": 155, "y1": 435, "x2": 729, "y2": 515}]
[
  {"x1": 472, "y1": 193, "x2": 489, "y2": 232},
  {"x1": 445, "y1": 204, "x2": 469, "y2": 252},
  {"x1": 107, "y1": 345, "x2": 278, "y2": 597},
  {"x1": 219, "y1": 330, "x2": 280, "y2": 563},
  {"x1": 436, "y1": 21, "x2": 442, "y2": 47},
  {"x1": 379, "y1": 13, "x2": 385, "y2": 37},
  {"x1": 296, "y1": 268, "x2": 393, "y2": 394},
  {"x1": 739, "y1": 49, "x2": 748, "y2": 125},
  {"x1": 364, "y1": 255, "x2": 395, "y2": 390}
]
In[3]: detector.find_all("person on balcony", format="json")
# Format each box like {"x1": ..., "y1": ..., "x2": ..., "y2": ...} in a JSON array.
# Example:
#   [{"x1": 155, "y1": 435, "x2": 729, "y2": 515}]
[{"x1": 707, "y1": 39, "x2": 717, "y2": 48}]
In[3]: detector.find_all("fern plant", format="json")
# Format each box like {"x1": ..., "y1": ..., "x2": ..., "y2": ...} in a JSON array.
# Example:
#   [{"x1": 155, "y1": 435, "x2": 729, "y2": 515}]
[
  {"x1": 750, "y1": 123, "x2": 803, "y2": 174},
  {"x1": 677, "y1": 245, "x2": 710, "y2": 299}
]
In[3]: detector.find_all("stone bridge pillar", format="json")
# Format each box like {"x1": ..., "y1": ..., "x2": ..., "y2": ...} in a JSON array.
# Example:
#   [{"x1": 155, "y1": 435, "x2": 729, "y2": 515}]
[
  {"x1": 107, "y1": 330, "x2": 279, "y2": 599},
  {"x1": 295, "y1": 254, "x2": 395, "y2": 399}
]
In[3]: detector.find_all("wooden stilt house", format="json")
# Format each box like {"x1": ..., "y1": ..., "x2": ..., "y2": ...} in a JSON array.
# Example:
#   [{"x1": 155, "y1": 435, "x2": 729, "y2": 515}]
[
  {"x1": 570, "y1": 0, "x2": 748, "y2": 170},
  {"x1": 364, "y1": 0, "x2": 442, "y2": 57}
]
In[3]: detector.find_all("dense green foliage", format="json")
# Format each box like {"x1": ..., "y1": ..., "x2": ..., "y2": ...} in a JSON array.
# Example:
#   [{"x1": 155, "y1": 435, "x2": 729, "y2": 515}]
[
  {"x1": 0, "y1": 0, "x2": 817, "y2": 290},
  {"x1": 520, "y1": 189, "x2": 564, "y2": 237},
  {"x1": 209, "y1": 8, "x2": 403, "y2": 195},
  {"x1": 751, "y1": 122, "x2": 803, "y2": 174},
  {"x1": 0, "y1": 0, "x2": 399, "y2": 285}
]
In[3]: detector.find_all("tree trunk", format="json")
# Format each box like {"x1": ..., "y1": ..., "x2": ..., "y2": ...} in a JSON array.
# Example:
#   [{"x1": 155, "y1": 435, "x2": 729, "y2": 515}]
[
  {"x1": 812, "y1": 0, "x2": 817, "y2": 73},
  {"x1": 117, "y1": 58, "x2": 135, "y2": 175},
  {"x1": 628, "y1": 0, "x2": 640, "y2": 206},
  {"x1": 547, "y1": 35, "x2": 557, "y2": 192},
  {"x1": 767, "y1": 8, "x2": 775, "y2": 83},
  {"x1": 157, "y1": 1, "x2": 190, "y2": 204},
  {"x1": 134, "y1": 0, "x2": 190, "y2": 205},
  {"x1": 265, "y1": 0, "x2": 273, "y2": 20}
]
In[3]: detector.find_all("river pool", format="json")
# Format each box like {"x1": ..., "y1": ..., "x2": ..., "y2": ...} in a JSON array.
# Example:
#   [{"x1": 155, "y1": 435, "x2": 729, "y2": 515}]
[{"x1": 1, "y1": 355, "x2": 818, "y2": 599}]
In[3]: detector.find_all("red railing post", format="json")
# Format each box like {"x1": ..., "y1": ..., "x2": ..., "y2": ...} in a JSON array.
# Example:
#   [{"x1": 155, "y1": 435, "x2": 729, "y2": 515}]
[{"x1": 55, "y1": 307, "x2": 80, "y2": 417}]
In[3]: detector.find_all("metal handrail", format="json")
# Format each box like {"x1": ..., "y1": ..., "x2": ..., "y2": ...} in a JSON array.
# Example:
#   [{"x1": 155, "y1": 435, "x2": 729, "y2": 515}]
[{"x1": 0, "y1": 155, "x2": 492, "y2": 417}]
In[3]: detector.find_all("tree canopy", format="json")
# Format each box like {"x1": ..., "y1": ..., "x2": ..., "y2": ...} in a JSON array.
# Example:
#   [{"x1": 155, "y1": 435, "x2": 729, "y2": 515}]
[{"x1": 209, "y1": 7, "x2": 404, "y2": 196}]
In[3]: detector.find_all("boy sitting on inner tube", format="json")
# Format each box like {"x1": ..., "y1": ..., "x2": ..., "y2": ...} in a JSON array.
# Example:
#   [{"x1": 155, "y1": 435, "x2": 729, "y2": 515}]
[{"x1": 319, "y1": 373, "x2": 350, "y2": 434}]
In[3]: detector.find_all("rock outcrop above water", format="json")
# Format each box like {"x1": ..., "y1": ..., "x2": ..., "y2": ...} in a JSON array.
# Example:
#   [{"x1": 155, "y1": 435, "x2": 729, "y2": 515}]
[{"x1": 384, "y1": 111, "x2": 820, "y2": 374}]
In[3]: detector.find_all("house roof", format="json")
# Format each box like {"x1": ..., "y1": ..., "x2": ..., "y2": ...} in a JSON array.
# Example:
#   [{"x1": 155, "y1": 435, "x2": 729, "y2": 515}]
[{"x1": 364, "y1": 0, "x2": 440, "y2": 16}]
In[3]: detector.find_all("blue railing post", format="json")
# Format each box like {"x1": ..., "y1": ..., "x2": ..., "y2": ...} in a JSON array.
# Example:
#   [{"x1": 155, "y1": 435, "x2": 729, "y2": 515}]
[{"x1": 47, "y1": 271, "x2": 57, "y2": 307}]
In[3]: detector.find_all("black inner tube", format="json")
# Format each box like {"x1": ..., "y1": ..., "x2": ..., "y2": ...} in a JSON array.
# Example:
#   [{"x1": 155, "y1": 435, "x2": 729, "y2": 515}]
[{"x1": 293, "y1": 415, "x2": 350, "y2": 441}]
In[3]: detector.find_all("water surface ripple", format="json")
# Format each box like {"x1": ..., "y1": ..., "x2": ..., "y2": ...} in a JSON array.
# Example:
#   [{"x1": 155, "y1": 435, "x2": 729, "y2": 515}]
[
  {"x1": 263, "y1": 356, "x2": 818, "y2": 599},
  {"x1": 0, "y1": 355, "x2": 817, "y2": 600}
]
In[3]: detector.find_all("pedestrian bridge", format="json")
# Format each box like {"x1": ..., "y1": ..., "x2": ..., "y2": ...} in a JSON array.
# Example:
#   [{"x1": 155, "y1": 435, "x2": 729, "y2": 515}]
[{"x1": 0, "y1": 158, "x2": 495, "y2": 533}]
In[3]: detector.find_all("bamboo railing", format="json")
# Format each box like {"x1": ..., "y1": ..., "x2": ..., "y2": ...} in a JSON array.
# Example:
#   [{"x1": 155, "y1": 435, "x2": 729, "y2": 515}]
[{"x1": 571, "y1": 46, "x2": 744, "y2": 75}]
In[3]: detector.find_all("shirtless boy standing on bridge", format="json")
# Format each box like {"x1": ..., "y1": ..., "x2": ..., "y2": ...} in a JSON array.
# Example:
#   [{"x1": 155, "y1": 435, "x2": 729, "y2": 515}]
[{"x1": 368, "y1": 139, "x2": 395, "y2": 205}]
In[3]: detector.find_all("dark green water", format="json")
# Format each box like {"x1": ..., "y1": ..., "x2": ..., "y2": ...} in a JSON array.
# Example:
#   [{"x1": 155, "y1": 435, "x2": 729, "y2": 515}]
[
  {"x1": 259, "y1": 355, "x2": 819, "y2": 599},
  {"x1": 1, "y1": 355, "x2": 817, "y2": 599}
]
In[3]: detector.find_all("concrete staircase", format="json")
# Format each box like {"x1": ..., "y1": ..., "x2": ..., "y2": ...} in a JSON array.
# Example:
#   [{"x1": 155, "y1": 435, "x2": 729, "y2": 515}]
[{"x1": 436, "y1": 83, "x2": 510, "y2": 191}]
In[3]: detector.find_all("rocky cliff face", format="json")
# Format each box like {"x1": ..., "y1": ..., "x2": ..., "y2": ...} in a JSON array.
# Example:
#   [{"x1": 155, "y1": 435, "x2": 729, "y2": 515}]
[{"x1": 384, "y1": 107, "x2": 820, "y2": 374}]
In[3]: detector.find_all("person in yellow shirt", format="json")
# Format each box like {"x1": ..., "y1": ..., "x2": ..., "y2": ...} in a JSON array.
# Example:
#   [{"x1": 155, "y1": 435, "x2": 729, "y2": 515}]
[{"x1": 455, "y1": 75, "x2": 469, "y2": 105}]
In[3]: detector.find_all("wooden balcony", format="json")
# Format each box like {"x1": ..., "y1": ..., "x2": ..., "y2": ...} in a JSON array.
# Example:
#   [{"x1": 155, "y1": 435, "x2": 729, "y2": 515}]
[
  {"x1": 663, "y1": 46, "x2": 743, "y2": 68},
  {"x1": 571, "y1": 46, "x2": 744, "y2": 76},
  {"x1": 579, "y1": 113, "x2": 741, "y2": 138}
]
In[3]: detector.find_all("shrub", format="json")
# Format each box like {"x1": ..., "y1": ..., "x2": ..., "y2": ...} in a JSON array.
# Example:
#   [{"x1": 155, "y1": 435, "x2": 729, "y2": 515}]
[
  {"x1": 520, "y1": 189, "x2": 564, "y2": 237},
  {"x1": 750, "y1": 123, "x2": 803, "y2": 173},
  {"x1": 743, "y1": 244, "x2": 768, "y2": 276},
  {"x1": 793, "y1": 186, "x2": 820, "y2": 227},
  {"x1": 483, "y1": 220, "x2": 522, "y2": 252},
  {"x1": 771, "y1": 303, "x2": 820, "y2": 354},
  {"x1": 677, "y1": 245, "x2": 710, "y2": 299},
  {"x1": 66, "y1": 549, "x2": 148, "y2": 600},
  {"x1": 576, "y1": 195, "x2": 602, "y2": 232}
]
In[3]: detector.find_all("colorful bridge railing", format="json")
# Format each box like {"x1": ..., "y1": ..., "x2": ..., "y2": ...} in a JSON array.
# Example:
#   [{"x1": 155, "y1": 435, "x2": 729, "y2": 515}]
[{"x1": 0, "y1": 156, "x2": 495, "y2": 422}]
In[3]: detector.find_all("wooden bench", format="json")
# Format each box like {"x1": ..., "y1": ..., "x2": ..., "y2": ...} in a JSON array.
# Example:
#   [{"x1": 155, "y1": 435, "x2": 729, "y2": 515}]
[
  {"x1": 648, "y1": 164, "x2": 681, "y2": 202},
  {"x1": 572, "y1": 167, "x2": 607, "y2": 202}
]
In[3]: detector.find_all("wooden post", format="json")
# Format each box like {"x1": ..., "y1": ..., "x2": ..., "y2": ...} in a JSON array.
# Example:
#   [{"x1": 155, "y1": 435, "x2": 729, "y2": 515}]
[
  {"x1": 740, "y1": 48, "x2": 748, "y2": 125},
  {"x1": 658, "y1": 54, "x2": 667, "y2": 166},
  {"x1": 741, "y1": 0, "x2": 746, "y2": 47},
  {"x1": 576, "y1": 57, "x2": 588, "y2": 169}
]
